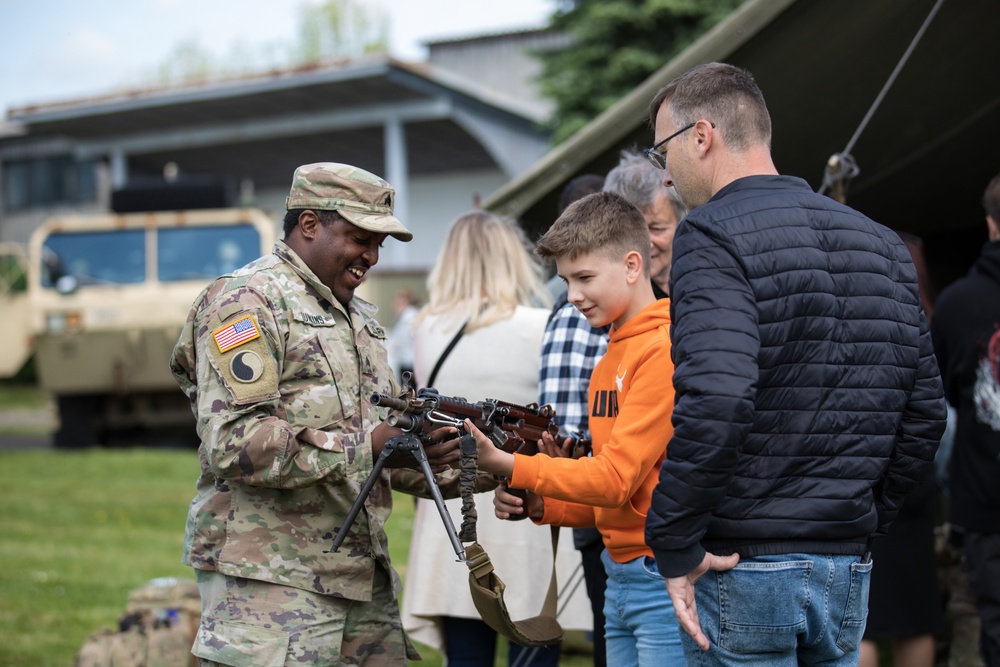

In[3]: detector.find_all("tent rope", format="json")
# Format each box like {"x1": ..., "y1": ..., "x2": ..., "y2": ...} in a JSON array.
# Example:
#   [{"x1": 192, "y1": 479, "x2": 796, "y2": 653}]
[{"x1": 819, "y1": 0, "x2": 946, "y2": 199}]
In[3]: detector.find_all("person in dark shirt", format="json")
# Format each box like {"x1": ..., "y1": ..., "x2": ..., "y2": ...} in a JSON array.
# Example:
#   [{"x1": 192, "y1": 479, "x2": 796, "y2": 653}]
[{"x1": 931, "y1": 171, "x2": 1000, "y2": 667}]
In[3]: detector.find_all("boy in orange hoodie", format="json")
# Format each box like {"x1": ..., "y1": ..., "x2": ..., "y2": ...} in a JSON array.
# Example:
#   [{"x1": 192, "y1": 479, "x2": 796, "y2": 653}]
[{"x1": 469, "y1": 191, "x2": 682, "y2": 666}]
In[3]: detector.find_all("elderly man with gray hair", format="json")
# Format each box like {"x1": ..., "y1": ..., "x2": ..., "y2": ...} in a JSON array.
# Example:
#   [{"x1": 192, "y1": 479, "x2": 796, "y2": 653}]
[{"x1": 604, "y1": 149, "x2": 688, "y2": 297}]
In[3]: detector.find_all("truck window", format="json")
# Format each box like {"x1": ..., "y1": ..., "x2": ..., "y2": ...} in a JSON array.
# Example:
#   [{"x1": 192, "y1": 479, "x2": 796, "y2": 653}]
[
  {"x1": 157, "y1": 225, "x2": 264, "y2": 282},
  {"x1": 41, "y1": 229, "x2": 146, "y2": 287}
]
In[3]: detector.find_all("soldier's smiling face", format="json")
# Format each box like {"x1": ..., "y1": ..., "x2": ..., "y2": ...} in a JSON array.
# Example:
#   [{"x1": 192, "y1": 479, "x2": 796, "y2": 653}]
[{"x1": 311, "y1": 213, "x2": 386, "y2": 305}]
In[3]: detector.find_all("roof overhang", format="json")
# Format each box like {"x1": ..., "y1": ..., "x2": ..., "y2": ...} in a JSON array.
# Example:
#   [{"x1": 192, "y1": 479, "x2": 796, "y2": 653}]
[{"x1": 5, "y1": 55, "x2": 550, "y2": 187}]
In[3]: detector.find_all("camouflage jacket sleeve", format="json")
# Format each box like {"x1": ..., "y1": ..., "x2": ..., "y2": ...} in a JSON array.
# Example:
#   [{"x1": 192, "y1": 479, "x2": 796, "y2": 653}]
[{"x1": 172, "y1": 279, "x2": 383, "y2": 489}]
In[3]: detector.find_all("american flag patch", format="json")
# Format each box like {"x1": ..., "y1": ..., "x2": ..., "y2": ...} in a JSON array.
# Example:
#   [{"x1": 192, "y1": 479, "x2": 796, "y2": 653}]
[{"x1": 213, "y1": 315, "x2": 261, "y2": 353}]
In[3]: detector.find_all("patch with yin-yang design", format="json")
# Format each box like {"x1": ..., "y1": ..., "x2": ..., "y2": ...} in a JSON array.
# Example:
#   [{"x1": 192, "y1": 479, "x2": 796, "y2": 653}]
[
  {"x1": 207, "y1": 311, "x2": 279, "y2": 405},
  {"x1": 230, "y1": 350, "x2": 264, "y2": 383}
]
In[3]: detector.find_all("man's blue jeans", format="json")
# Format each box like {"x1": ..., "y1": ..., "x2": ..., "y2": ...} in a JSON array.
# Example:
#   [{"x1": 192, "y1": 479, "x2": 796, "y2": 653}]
[
  {"x1": 681, "y1": 553, "x2": 872, "y2": 667},
  {"x1": 601, "y1": 550, "x2": 684, "y2": 666}
]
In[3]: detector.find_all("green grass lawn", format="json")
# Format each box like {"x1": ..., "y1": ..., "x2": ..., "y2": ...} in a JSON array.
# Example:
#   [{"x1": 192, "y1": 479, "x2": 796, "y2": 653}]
[
  {"x1": 0, "y1": 448, "x2": 594, "y2": 666},
  {"x1": 0, "y1": 449, "x2": 197, "y2": 666},
  {"x1": 0, "y1": 383, "x2": 48, "y2": 409}
]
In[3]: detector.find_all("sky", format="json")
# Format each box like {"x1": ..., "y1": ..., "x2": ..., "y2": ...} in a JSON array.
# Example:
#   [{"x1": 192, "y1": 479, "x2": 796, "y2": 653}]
[{"x1": 0, "y1": 0, "x2": 554, "y2": 117}]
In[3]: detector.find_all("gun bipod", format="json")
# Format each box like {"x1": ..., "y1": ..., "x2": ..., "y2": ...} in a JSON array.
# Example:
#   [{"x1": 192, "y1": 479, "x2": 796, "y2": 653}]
[{"x1": 327, "y1": 430, "x2": 468, "y2": 562}]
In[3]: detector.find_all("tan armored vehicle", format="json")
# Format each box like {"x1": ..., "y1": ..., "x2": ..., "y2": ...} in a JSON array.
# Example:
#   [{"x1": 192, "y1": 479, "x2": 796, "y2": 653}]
[{"x1": 0, "y1": 207, "x2": 276, "y2": 447}]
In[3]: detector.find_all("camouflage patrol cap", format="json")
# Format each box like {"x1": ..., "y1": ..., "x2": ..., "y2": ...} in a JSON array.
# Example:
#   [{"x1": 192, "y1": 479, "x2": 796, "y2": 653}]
[{"x1": 285, "y1": 162, "x2": 412, "y2": 242}]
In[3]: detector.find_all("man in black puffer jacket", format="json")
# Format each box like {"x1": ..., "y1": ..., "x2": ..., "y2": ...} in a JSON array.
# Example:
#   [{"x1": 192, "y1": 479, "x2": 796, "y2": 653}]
[{"x1": 642, "y1": 63, "x2": 946, "y2": 667}]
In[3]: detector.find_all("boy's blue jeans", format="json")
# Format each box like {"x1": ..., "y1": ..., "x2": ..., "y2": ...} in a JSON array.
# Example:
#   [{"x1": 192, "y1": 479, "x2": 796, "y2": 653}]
[
  {"x1": 681, "y1": 553, "x2": 872, "y2": 667},
  {"x1": 601, "y1": 550, "x2": 684, "y2": 666}
]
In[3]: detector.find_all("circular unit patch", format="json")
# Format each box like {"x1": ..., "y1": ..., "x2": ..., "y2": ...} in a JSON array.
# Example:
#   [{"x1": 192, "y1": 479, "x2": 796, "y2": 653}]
[{"x1": 231, "y1": 350, "x2": 264, "y2": 383}]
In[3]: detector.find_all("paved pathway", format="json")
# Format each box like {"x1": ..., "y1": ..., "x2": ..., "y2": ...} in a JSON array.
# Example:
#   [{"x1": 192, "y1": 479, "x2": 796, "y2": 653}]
[{"x1": 0, "y1": 401, "x2": 55, "y2": 450}]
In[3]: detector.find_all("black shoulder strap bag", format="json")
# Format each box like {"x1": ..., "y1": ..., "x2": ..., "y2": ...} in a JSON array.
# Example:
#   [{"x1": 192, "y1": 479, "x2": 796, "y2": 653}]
[{"x1": 425, "y1": 322, "x2": 467, "y2": 389}]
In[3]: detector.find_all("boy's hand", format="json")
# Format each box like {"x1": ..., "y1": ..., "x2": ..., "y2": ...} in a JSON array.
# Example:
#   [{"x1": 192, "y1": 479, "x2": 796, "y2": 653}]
[
  {"x1": 537, "y1": 431, "x2": 573, "y2": 458},
  {"x1": 494, "y1": 481, "x2": 544, "y2": 520},
  {"x1": 465, "y1": 419, "x2": 515, "y2": 477}
]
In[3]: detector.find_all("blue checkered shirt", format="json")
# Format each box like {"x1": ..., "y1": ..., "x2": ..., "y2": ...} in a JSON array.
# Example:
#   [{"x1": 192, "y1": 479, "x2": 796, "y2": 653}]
[{"x1": 539, "y1": 298, "x2": 610, "y2": 437}]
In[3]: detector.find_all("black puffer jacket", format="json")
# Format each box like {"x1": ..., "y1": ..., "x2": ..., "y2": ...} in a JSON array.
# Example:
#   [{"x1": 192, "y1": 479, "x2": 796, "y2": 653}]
[{"x1": 646, "y1": 175, "x2": 946, "y2": 578}]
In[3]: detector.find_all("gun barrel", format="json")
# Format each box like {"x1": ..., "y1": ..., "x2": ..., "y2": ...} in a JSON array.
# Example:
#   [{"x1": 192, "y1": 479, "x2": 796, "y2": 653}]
[
  {"x1": 371, "y1": 393, "x2": 410, "y2": 412},
  {"x1": 388, "y1": 412, "x2": 420, "y2": 431}
]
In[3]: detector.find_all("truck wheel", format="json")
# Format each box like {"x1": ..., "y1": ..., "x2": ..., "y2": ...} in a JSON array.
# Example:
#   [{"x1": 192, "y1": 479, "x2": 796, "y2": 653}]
[{"x1": 53, "y1": 395, "x2": 104, "y2": 449}]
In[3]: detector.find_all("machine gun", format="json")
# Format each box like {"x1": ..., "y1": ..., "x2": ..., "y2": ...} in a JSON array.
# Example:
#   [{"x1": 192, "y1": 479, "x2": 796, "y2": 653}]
[
  {"x1": 374, "y1": 388, "x2": 566, "y2": 458},
  {"x1": 328, "y1": 387, "x2": 589, "y2": 557},
  {"x1": 375, "y1": 388, "x2": 591, "y2": 519}
]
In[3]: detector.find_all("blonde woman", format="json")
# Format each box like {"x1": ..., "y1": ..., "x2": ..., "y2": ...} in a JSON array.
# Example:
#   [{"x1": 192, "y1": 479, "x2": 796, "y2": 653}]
[{"x1": 401, "y1": 210, "x2": 591, "y2": 666}]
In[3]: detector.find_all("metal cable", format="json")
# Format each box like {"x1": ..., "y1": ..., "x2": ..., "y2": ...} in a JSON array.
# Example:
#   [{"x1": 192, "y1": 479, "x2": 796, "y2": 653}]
[{"x1": 819, "y1": 0, "x2": 946, "y2": 195}]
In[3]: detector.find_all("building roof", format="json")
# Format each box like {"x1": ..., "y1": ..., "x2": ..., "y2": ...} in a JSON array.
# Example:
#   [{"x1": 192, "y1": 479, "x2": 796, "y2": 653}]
[
  {"x1": 423, "y1": 25, "x2": 556, "y2": 48},
  {"x1": 5, "y1": 53, "x2": 549, "y2": 188}
]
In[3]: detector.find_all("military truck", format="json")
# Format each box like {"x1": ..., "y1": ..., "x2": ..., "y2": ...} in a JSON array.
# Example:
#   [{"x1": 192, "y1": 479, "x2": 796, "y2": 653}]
[{"x1": 0, "y1": 206, "x2": 276, "y2": 447}]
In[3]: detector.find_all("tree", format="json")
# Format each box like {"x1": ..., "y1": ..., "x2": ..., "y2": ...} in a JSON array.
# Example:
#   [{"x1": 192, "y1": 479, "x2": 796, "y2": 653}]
[
  {"x1": 536, "y1": 0, "x2": 747, "y2": 144},
  {"x1": 152, "y1": 0, "x2": 388, "y2": 86},
  {"x1": 293, "y1": 0, "x2": 388, "y2": 64},
  {"x1": 156, "y1": 39, "x2": 216, "y2": 85}
]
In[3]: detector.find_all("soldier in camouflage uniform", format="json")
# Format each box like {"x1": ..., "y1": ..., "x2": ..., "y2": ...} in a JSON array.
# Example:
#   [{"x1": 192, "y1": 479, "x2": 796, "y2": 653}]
[{"x1": 170, "y1": 163, "x2": 465, "y2": 666}]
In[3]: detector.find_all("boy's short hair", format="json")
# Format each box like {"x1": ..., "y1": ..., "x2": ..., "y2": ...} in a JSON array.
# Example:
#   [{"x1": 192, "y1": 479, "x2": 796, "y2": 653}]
[{"x1": 536, "y1": 191, "x2": 651, "y2": 276}]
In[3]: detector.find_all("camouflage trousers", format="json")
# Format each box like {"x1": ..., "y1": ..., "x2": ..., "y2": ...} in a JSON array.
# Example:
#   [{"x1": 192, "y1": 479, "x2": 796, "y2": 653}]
[{"x1": 192, "y1": 568, "x2": 420, "y2": 666}]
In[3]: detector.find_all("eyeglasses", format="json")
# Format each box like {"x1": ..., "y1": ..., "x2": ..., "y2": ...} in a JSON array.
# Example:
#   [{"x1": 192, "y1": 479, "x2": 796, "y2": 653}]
[{"x1": 643, "y1": 121, "x2": 714, "y2": 170}]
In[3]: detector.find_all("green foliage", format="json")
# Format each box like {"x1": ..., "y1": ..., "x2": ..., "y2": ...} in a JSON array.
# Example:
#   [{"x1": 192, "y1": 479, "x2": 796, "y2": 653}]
[
  {"x1": 294, "y1": 0, "x2": 389, "y2": 63},
  {"x1": 151, "y1": 0, "x2": 388, "y2": 86},
  {"x1": 156, "y1": 38, "x2": 215, "y2": 84},
  {"x1": 0, "y1": 374, "x2": 45, "y2": 408},
  {"x1": 0, "y1": 247, "x2": 27, "y2": 293},
  {"x1": 537, "y1": 0, "x2": 748, "y2": 144}
]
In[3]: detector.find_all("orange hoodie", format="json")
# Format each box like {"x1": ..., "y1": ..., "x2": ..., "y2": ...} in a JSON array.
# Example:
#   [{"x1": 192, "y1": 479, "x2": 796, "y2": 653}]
[{"x1": 509, "y1": 298, "x2": 674, "y2": 564}]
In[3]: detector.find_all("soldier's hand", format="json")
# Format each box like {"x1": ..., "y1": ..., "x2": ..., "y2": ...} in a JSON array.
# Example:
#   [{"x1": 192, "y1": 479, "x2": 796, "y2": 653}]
[
  {"x1": 371, "y1": 421, "x2": 418, "y2": 469},
  {"x1": 537, "y1": 431, "x2": 573, "y2": 458},
  {"x1": 372, "y1": 422, "x2": 462, "y2": 472},
  {"x1": 422, "y1": 427, "x2": 462, "y2": 473}
]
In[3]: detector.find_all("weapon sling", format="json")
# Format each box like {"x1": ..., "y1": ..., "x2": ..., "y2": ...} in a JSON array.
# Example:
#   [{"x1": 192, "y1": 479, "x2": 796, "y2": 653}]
[
  {"x1": 426, "y1": 328, "x2": 565, "y2": 647},
  {"x1": 456, "y1": 429, "x2": 564, "y2": 648}
]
